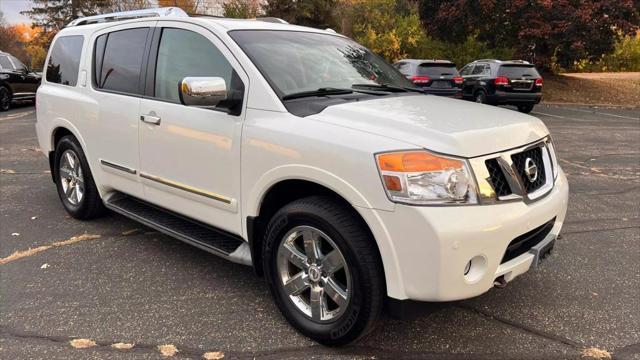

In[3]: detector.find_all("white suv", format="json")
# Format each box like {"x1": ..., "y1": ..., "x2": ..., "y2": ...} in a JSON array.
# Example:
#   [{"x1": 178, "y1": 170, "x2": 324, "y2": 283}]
[{"x1": 35, "y1": 8, "x2": 568, "y2": 345}]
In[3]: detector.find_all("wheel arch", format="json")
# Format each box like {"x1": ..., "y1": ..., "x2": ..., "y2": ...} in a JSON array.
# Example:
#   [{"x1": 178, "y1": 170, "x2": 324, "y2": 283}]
[
  {"x1": 48, "y1": 124, "x2": 88, "y2": 183},
  {"x1": 245, "y1": 173, "x2": 404, "y2": 299}
]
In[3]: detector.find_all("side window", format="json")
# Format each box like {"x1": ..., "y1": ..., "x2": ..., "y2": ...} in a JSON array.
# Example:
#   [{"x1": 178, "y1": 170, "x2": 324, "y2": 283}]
[
  {"x1": 154, "y1": 28, "x2": 233, "y2": 103},
  {"x1": 471, "y1": 64, "x2": 485, "y2": 75},
  {"x1": 482, "y1": 65, "x2": 491, "y2": 76},
  {"x1": 460, "y1": 65, "x2": 473, "y2": 76},
  {"x1": 94, "y1": 28, "x2": 149, "y2": 94},
  {"x1": 9, "y1": 55, "x2": 27, "y2": 71},
  {"x1": 0, "y1": 55, "x2": 13, "y2": 70},
  {"x1": 46, "y1": 35, "x2": 83, "y2": 86}
]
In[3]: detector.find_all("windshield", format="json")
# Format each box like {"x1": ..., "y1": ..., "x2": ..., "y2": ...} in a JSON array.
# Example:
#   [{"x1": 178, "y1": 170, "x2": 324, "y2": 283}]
[
  {"x1": 417, "y1": 64, "x2": 459, "y2": 77},
  {"x1": 498, "y1": 65, "x2": 540, "y2": 78},
  {"x1": 229, "y1": 30, "x2": 416, "y2": 98}
]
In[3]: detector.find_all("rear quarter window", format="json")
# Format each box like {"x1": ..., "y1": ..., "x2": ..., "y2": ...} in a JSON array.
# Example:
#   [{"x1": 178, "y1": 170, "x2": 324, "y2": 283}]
[
  {"x1": 46, "y1": 35, "x2": 84, "y2": 86},
  {"x1": 0, "y1": 55, "x2": 14, "y2": 70},
  {"x1": 498, "y1": 65, "x2": 540, "y2": 78},
  {"x1": 93, "y1": 28, "x2": 149, "y2": 95}
]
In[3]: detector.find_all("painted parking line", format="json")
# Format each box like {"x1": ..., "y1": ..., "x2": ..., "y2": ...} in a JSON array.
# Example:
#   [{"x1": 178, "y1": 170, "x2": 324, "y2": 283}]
[
  {"x1": 544, "y1": 106, "x2": 639, "y2": 120},
  {"x1": 0, "y1": 110, "x2": 34, "y2": 120}
]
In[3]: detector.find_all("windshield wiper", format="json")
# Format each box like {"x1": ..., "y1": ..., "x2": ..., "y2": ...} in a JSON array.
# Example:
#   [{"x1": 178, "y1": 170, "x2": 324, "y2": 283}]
[
  {"x1": 282, "y1": 88, "x2": 354, "y2": 100},
  {"x1": 352, "y1": 83, "x2": 423, "y2": 93}
]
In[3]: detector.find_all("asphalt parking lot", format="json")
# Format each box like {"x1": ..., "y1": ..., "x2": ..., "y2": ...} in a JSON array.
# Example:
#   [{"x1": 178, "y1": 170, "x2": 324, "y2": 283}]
[{"x1": 1, "y1": 103, "x2": 638, "y2": 360}]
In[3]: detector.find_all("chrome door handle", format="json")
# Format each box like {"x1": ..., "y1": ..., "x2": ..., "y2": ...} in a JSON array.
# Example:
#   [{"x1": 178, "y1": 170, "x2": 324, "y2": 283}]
[{"x1": 140, "y1": 114, "x2": 161, "y2": 125}]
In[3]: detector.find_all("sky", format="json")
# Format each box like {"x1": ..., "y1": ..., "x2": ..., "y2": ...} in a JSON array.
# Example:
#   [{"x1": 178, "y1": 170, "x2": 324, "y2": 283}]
[{"x1": 1, "y1": 0, "x2": 33, "y2": 24}]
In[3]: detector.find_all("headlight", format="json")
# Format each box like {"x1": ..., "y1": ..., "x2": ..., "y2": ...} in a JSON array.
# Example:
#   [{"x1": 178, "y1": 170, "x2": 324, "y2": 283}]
[
  {"x1": 376, "y1": 150, "x2": 478, "y2": 205},
  {"x1": 546, "y1": 139, "x2": 559, "y2": 180}
]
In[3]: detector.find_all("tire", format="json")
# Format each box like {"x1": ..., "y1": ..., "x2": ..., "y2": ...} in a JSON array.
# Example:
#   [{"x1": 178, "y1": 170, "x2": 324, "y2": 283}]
[
  {"x1": 262, "y1": 196, "x2": 385, "y2": 346},
  {"x1": 517, "y1": 104, "x2": 534, "y2": 113},
  {"x1": 0, "y1": 86, "x2": 11, "y2": 111},
  {"x1": 474, "y1": 90, "x2": 487, "y2": 104},
  {"x1": 54, "y1": 135, "x2": 105, "y2": 219}
]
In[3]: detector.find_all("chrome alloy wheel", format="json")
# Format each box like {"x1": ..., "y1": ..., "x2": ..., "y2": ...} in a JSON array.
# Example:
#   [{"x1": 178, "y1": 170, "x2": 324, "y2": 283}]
[
  {"x1": 277, "y1": 226, "x2": 351, "y2": 322},
  {"x1": 59, "y1": 150, "x2": 84, "y2": 205}
]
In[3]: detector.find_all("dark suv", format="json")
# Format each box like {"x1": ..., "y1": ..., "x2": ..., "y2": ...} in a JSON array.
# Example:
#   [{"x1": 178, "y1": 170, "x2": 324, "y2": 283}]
[
  {"x1": 393, "y1": 59, "x2": 463, "y2": 97},
  {"x1": 459, "y1": 59, "x2": 542, "y2": 113},
  {"x1": 0, "y1": 51, "x2": 41, "y2": 111}
]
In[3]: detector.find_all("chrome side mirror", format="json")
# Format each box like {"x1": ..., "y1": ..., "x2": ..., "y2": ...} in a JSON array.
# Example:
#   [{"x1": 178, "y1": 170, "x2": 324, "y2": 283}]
[{"x1": 179, "y1": 77, "x2": 227, "y2": 108}]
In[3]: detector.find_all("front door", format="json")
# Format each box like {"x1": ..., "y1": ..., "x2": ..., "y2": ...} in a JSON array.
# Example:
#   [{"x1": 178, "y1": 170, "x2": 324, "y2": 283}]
[{"x1": 138, "y1": 22, "x2": 247, "y2": 235}]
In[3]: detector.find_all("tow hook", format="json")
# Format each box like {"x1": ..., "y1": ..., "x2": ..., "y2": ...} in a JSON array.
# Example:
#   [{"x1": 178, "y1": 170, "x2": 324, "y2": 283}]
[{"x1": 494, "y1": 275, "x2": 507, "y2": 289}]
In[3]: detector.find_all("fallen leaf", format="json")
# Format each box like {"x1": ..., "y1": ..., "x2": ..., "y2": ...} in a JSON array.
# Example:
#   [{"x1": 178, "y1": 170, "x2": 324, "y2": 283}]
[
  {"x1": 31, "y1": 216, "x2": 38, "y2": 220},
  {"x1": 582, "y1": 347, "x2": 611, "y2": 359},
  {"x1": 203, "y1": 351, "x2": 225, "y2": 360},
  {"x1": 40, "y1": 263, "x2": 49, "y2": 269},
  {"x1": 0, "y1": 233, "x2": 101, "y2": 265},
  {"x1": 121, "y1": 229, "x2": 141, "y2": 236},
  {"x1": 0, "y1": 169, "x2": 16, "y2": 174},
  {"x1": 111, "y1": 342, "x2": 135, "y2": 350},
  {"x1": 158, "y1": 344, "x2": 179, "y2": 357},
  {"x1": 70, "y1": 338, "x2": 97, "y2": 349},
  {"x1": 11, "y1": 233, "x2": 20, "y2": 236}
]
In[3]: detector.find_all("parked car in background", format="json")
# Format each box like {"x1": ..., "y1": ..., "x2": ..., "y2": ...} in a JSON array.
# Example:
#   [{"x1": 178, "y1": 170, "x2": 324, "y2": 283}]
[
  {"x1": 0, "y1": 51, "x2": 42, "y2": 111},
  {"x1": 393, "y1": 59, "x2": 463, "y2": 97},
  {"x1": 459, "y1": 59, "x2": 542, "y2": 113}
]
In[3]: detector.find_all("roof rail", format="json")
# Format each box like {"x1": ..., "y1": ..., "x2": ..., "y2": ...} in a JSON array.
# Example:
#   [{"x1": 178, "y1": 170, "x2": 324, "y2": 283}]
[
  {"x1": 254, "y1": 17, "x2": 288, "y2": 24},
  {"x1": 67, "y1": 7, "x2": 188, "y2": 27},
  {"x1": 474, "y1": 59, "x2": 500, "y2": 63},
  {"x1": 507, "y1": 59, "x2": 531, "y2": 64}
]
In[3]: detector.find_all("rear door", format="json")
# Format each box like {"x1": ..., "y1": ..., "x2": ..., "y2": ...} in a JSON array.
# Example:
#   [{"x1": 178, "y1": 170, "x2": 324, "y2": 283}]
[
  {"x1": 7, "y1": 55, "x2": 39, "y2": 94},
  {"x1": 138, "y1": 22, "x2": 247, "y2": 234},
  {"x1": 89, "y1": 22, "x2": 156, "y2": 199}
]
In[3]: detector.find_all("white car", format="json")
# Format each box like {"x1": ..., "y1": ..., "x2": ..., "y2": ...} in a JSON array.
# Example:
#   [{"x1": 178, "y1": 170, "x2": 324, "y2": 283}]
[{"x1": 35, "y1": 8, "x2": 569, "y2": 345}]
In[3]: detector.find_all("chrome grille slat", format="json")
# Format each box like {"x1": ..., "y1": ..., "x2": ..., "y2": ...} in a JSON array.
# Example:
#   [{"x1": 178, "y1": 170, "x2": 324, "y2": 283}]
[{"x1": 468, "y1": 138, "x2": 554, "y2": 204}]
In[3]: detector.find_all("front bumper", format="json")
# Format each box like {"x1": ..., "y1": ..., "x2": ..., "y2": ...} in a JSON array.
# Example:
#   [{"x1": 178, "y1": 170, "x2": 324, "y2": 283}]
[{"x1": 360, "y1": 168, "x2": 569, "y2": 302}]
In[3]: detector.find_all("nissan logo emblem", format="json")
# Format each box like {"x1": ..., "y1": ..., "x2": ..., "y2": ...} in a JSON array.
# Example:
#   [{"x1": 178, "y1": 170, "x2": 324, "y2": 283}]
[{"x1": 524, "y1": 158, "x2": 538, "y2": 182}]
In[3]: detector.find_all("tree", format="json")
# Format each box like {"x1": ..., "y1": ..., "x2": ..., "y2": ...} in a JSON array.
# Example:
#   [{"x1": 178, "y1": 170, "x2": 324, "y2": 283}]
[
  {"x1": 418, "y1": 0, "x2": 640, "y2": 70},
  {"x1": 348, "y1": 0, "x2": 425, "y2": 62},
  {"x1": 223, "y1": 0, "x2": 262, "y2": 18},
  {"x1": 263, "y1": 0, "x2": 337, "y2": 29}
]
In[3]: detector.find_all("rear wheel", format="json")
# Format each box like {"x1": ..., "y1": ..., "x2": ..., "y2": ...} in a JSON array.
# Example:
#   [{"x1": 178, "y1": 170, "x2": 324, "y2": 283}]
[
  {"x1": 0, "y1": 86, "x2": 11, "y2": 111},
  {"x1": 263, "y1": 196, "x2": 385, "y2": 346},
  {"x1": 474, "y1": 90, "x2": 487, "y2": 104},
  {"x1": 517, "y1": 104, "x2": 534, "y2": 113},
  {"x1": 54, "y1": 135, "x2": 105, "y2": 219}
]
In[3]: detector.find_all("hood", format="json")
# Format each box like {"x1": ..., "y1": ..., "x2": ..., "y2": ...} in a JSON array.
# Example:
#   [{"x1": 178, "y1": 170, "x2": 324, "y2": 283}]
[{"x1": 308, "y1": 94, "x2": 549, "y2": 158}]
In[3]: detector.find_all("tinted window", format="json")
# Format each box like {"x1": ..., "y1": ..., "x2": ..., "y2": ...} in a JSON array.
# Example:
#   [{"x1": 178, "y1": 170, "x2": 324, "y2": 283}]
[
  {"x1": 154, "y1": 28, "x2": 233, "y2": 103},
  {"x1": 417, "y1": 63, "x2": 459, "y2": 77},
  {"x1": 9, "y1": 55, "x2": 27, "y2": 71},
  {"x1": 459, "y1": 65, "x2": 473, "y2": 76},
  {"x1": 46, "y1": 35, "x2": 83, "y2": 86},
  {"x1": 95, "y1": 28, "x2": 149, "y2": 94},
  {"x1": 471, "y1": 64, "x2": 486, "y2": 75},
  {"x1": 0, "y1": 55, "x2": 13, "y2": 70},
  {"x1": 498, "y1": 65, "x2": 540, "y2": 78}
]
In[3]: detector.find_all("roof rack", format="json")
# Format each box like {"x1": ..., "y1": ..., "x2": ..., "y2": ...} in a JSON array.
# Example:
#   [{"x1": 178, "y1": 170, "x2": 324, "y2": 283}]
[
  {"x1": 474, "y1": 59, "x2": 501, "y2": 63},
  {"x1": 67, "y1": 7, "x2": 188, "y2": 27},
  {"x1": 506, "y1": 59, "x2": 531, "y2": 64}
]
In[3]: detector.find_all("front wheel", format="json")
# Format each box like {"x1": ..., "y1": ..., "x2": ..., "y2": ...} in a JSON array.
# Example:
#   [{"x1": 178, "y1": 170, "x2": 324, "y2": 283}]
[
  {"x1": 0, "y1": 86, "x2": 11, "y2": 111},
  {"x1": 262, "y1": 196, "x2": 385, "y2": 346},
  {"x1": 517, "y1": 104, "x2": 535, "y2": 113}
]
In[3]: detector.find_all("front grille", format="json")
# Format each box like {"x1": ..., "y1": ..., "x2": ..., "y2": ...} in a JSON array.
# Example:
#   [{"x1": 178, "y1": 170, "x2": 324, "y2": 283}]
[
  {"x1": 486, "y1": 158, "x2": 512, "y2": 196},
  {"x1": 501, "y1": 218, "x2": 555, "y2": 263},
  {"x1": 511, "y1": 147, "x2": 546, "y2": 193}
]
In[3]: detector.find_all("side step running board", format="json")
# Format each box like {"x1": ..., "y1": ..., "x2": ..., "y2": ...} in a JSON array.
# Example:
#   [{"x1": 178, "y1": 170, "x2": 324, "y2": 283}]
[{"x1": 104, "y1": 194, "x2": 252, "y2": 266}]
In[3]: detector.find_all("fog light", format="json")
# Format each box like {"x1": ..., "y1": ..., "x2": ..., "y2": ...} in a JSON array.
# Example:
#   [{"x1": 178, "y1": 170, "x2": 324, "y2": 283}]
[
  {"x1": 464, "y1": 260, "x2": 472, "y2": 275},
  {"x1": 463, "y1": 255, "x2": 487, "y2": 284}
]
